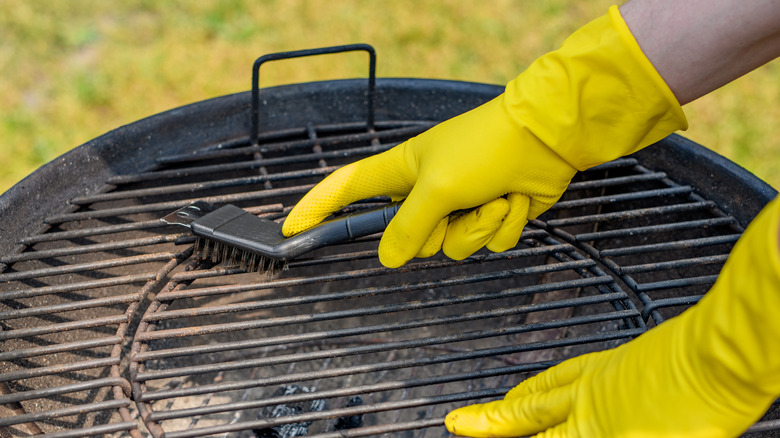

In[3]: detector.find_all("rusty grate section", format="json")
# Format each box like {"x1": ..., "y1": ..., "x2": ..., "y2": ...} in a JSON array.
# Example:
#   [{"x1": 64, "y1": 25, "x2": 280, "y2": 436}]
[
  {"x1": 0, "y1": 120, "x2": 428, "y2": 437},
  {"x1": 0, "y1": 219, "x2": 181, "y2": 436},
  {"x1": 121, "y1": 122, "x2": 750, "y2": 436},
  {"x1": 1, "y1": 115, "x2": 776, "y2": 436},
  {"x1": 131, "y1": 233, "x2": 642, "y2": 438}
]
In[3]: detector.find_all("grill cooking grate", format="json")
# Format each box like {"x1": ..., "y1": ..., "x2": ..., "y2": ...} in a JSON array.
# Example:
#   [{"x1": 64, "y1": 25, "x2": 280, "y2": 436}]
[
  {"x1": 1, "y1": 45, "x2": 778, "y2": 437},
  {"x1": 4, "y1": 117, "x2": 776, "y2": 436}
]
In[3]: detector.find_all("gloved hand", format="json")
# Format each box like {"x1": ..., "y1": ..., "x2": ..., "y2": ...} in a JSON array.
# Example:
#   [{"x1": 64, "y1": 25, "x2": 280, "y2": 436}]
[
  {"x1": 445, "y1": 196, "x2": 780, "y2": 437},
  {"x1": 282, "y1": 6, "x2": 687, "y2": 268}
]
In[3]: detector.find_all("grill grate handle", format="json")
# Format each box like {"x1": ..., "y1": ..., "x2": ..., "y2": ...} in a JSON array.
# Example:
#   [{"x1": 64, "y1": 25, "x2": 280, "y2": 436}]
[{"x1": 251, "y1": 43, "x2": 377, "y2": 145}]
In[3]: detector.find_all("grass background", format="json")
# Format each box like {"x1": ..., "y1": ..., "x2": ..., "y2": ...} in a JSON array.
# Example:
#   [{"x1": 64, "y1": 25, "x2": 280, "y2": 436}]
[{"x1": 1, "y1": 0, "x2": 778, "y2": 194}]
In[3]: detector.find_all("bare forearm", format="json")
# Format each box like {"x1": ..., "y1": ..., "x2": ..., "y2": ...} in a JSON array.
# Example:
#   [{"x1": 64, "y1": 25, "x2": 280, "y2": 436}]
[{"x1": 620, "y1": 0, "x2": 780, "y2": 105}]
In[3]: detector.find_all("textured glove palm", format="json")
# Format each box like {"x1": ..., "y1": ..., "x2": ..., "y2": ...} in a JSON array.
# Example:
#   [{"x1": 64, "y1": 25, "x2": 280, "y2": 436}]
[
  {"x1": 445, "y1": 196, "x2": 780, "y2": 437},
  {"x1": 282, "y1": 6, "x2": 687, "y2": 268}
]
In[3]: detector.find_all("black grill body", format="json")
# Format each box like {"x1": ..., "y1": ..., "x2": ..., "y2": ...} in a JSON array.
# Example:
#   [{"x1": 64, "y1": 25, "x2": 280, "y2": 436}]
[{"x1": 0, "y1": 77, "x2": 778, "y2": 437}]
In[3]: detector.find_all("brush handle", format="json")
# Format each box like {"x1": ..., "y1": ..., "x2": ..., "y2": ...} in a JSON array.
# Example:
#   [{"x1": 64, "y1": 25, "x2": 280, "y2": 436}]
[
  {"x1": 183, "y1": 201, "x2": 403, "y2": 263},
  {"x1": 281, "y1": 202, "x2": 482, "y2": 260},
  {"x1": 287, "y1": 202, "x2": 402, "y2": 254}
]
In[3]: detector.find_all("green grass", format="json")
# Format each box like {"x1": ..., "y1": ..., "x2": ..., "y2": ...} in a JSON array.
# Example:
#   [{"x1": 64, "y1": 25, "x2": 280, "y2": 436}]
[{"x1": 1, "y1": 0, "x2": 778, "y2": 193}]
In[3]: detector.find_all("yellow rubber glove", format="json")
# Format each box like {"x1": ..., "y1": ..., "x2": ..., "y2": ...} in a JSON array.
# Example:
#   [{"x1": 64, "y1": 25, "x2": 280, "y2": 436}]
[
  {"x1": 445, "y1": 196, "x2": 780, "y2": 438},
  {"x1": 282, "y1": 6, "x2": 687, "y2": 268}
]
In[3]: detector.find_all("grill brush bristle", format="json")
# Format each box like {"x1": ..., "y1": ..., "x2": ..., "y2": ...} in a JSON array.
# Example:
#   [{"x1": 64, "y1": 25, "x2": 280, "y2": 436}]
[
  {"x1": 161, "y1": 201, "x2": 402, "y2": 275},
  {"x1": 194, "y1": 237, "x2": 288, "y2": 275}
]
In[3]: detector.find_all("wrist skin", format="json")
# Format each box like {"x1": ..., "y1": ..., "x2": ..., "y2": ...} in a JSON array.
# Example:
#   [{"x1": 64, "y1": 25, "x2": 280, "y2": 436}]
[{"x1": 619, "y1": 0, "x2": 780, "y2": 105}]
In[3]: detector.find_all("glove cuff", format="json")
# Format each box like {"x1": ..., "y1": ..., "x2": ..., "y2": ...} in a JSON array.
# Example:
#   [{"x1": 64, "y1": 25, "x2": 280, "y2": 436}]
[
  {"x1": 608, "y1": 5, "x2": 689, "y2": 142},
  {"x1": 504, "y1": 5, "x2": 688, "y2": 171}
]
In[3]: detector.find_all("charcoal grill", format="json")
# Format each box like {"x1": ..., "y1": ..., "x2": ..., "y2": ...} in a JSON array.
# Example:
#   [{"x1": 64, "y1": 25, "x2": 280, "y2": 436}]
[{"x1": 1, "y1": 44, "x2": 778, "y2": 437}]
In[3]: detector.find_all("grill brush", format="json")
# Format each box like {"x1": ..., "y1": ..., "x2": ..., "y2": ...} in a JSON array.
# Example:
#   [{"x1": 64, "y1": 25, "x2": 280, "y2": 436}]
[{"x1": 162, "y1": 201, "x2": 401, "y2": 274}]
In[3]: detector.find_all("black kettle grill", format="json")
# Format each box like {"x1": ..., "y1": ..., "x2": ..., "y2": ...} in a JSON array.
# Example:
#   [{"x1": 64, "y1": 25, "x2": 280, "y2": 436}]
[{"x1": 1, "y1": 45, "x2": 778, "y2": 437}]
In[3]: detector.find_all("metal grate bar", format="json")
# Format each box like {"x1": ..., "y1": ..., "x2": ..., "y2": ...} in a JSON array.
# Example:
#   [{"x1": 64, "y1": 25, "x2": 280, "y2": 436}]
[
  {"x1": 600, "y1": 234, "x2": 740, "y2": 257},
  {"x1": 157, "y1": 124, "x2": 428, "y2": 165},
  {"x1": 535, "y1": 214, "x2": 726, "y2": 328},
  {"x1": 136, "y1": 290, "x2": 625, "y2": 382},
  {"x1": 566, "y1": 172, "x2": 667, "y2": 190},
  {"x1": 551, "y1": 186, "x2": 693, "y2": 210},
  {"x1": 0, "y1": 274, "x2": 155, "y2": 300},
  {"x1": 621, "y1": 254, "x2": 730, "y2": 274},
  {"x1": 155, "y1": 243, "x2": 570, "y2": 301},
  {"x1": 71, "y1": 166, "x2": 338, "y2": 205},
  {"x1": 747, "y1": 420, "x2": 780, "y2": 435},
  {"x1": 146, "y1": 258, "x2": 596, "y2": 323},
  {"x1": 18, "y1": 220, "x2": 169, "y2": 245},
  {"x1": 0, "y1": 252, "x2": 178, "y2": 282},
  {"x1": 193, "y1": 135, "x2": 250, "y2": 152},
  {"x1": 38, "y1": 423, "x2": 139, "y2": 438},
  {"x1": 636, "y1": 275, "x2": 719, "y2": 292},
  {"x1": 203, "y1": 237, "x2": 538, "y2": 275},
  {"x1": 147, "y1": 361, "x2": 558, "y2": 422},
  {"x1": 312, "y1": 419, "x2": 443, "y2": 438},
  {"x1": 168, "y1": 229, "x2": 551, "y2": 280},
  {"x1": 0, "y1": 315, "x2": 128, "y2": 341},
  {"x1": 1, "y1": 234, "x2": 184, "y2": 264},
  {"x1": 575, "y1": 217, "x2": 737, "y2": 242},
  {"x1": 0, "y1": 377, "x2": 129, "y2": 405},
  {"x1": 135, "y1": 275, "x2": 603, "y2": 362},
  {"x1": 45, "y1": 190, "x2": 300, "y2": 223},
  {"x1": 159, "y1": 121, "x2": 415, "y2": 158},
  {"x1": 138, "y1": 272, "x2": 611, "y2": 343},
  {"x1": 182, "y1": 120, "x2": 376, "y2": 155},
  {"x1": 138, "y1": 317, "x2": 640, "y2": 402},
  {"x1": 642, "y1": 295, "x2": 704, "y2": 320},
  {"x1": 307, "y1": 123, "x2": 327, "y2": 170},
  {"x1": 546, "y1": 201, "x2": 717, "y2": 227},
  {"x1": 0, "y1": 336, "x2": 122, "y2": 361},
  {"x1": 0, "y1": 357, "x2": 120, "y2": 383},
  {"x1": 0, "y1": 399, "x2": 130, "y2": 427},
  {"x1": 162, "y1": 389, "x2": 499, "y2": 438},
  {"x1": 107, "y1": 142, "x2": 400, "y2": 186},
  {"x1": 585, "y1": 157, "x2": 638, "y2": 171},
  {"x1": 135, "y1": 302, "x2": 628, "y2": 382},
  {"x1": 0, "y1": 293, "x2": 139, "y2": 321}
]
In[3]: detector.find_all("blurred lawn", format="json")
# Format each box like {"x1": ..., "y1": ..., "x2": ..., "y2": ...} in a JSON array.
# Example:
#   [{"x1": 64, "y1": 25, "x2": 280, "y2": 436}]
[{"x1": 1, "y1": 0, "x2": 778, "y2": 194}]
